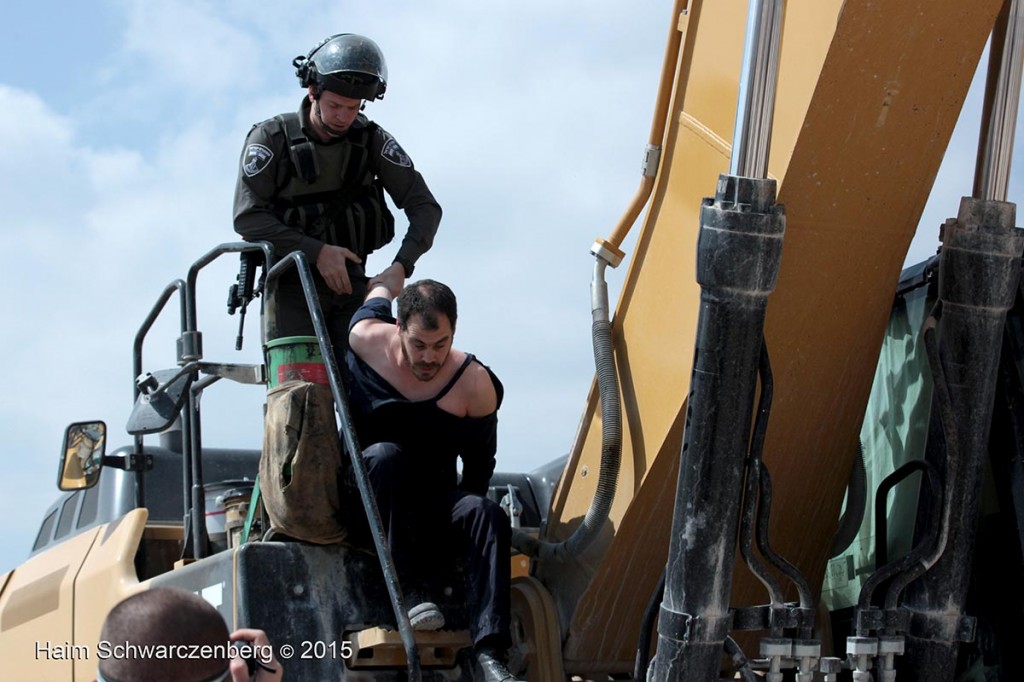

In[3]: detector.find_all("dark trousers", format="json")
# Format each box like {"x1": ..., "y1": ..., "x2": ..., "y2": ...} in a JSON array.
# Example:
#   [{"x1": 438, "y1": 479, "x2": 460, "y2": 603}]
[
  {"x1": 363, "y1": 442, "x2": 511, "y2": 646},
  {"x1": 265, "y1": 274, "x2": 368, "y2": 369}
]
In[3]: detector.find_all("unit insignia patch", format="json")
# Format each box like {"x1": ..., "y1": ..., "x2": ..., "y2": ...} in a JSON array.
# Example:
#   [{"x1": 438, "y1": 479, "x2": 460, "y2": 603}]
[
  {"x1": 381, "y1": 134, "x2": 412, "y2": 168},
  {"x1": 243, "y1": 144, "x2": 274, "y2": 177}
]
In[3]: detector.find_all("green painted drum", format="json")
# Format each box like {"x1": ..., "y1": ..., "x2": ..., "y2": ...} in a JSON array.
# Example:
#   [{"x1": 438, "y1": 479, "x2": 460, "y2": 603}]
[{"x1": 265, "y1": 336, "x2": 329, "y2": 387}]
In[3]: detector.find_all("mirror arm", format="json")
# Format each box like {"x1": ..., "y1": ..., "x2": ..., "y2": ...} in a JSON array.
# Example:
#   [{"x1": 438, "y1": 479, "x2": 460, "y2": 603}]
[{"x1": 102, "y1": 453, "x2": 154, "y2": 473}]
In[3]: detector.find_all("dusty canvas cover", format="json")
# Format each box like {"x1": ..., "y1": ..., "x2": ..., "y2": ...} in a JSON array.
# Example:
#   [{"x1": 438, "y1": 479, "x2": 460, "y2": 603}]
[{"x1": 260, "y1": 379, "x2": 349, "y2": 543}]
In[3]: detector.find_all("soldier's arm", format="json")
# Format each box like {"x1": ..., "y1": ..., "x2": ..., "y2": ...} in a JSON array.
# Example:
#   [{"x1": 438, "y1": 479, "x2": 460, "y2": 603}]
[
  {"x1": 370, "y1": 127, "x2": 442, "y2": 277},
  {"x1": 233, "y1": 123, "x2": 325, "y2": 265}
]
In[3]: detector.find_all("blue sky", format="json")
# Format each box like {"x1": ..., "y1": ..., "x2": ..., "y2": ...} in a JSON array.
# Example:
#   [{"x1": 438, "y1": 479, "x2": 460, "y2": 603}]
[{"x1": 0, "y1": 0, "x2": 1018, "y2": 576}]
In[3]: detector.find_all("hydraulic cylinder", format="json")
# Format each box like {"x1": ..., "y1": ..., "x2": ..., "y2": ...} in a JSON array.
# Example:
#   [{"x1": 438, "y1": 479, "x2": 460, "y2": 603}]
[
  {"x1": 650, "y1": 174, "x2": 784, "y2": 681},
  {"x1": 900, "y1": 197, "x2": 1024, "y2": 681}
]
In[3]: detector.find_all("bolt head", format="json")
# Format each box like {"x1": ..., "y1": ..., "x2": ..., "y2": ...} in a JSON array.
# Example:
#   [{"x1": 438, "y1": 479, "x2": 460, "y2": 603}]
[
  {"x1": 792, "y1": 639, "x2": 821, "y2": 658},
  {"x1": 877, "y1": 636, "x2": 905, "y2": 655},
  {"x1": 846, "y1": 636, "x2": 878, "y2": 655},
  {"x1": 760, "y1": 638, "x2": 793, "y2": 657},
  {"x1": 819, "y1": 657, "x2": 842, "y2": 673}
]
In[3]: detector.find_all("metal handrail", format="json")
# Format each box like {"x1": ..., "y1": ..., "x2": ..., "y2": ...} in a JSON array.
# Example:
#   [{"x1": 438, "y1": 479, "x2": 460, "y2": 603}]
[{"x1": 265, "y1": 251, "x2": 423, "y2": 681}]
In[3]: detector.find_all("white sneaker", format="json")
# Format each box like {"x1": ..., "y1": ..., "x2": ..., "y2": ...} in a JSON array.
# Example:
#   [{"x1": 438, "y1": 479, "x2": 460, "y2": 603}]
[{"x1": 408, "y1": 602, "x2": 445, "y2": 631}]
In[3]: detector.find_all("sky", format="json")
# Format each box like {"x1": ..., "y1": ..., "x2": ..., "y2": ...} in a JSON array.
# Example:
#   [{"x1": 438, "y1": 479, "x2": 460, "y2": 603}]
[{"x1": 0, "y1": 0, "x2": 1019, "y2": 576}]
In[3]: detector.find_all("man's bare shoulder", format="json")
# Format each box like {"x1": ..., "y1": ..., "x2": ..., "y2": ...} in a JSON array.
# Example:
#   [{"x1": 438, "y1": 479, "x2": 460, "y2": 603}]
[
  {"x1": 464, "y1": 360, "x2": 499, "y2": 417},
  {"x1": 349, "y1": 317, "x2": 393, "y2": 357}
]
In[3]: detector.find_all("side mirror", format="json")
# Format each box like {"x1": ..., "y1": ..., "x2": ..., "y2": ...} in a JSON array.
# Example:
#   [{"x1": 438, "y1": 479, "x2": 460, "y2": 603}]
[
  {"x1": 58, "y1": 421, "x2": 107, "y2": 491},
  {"x1": 127, "y1": 369, "x2": 193, "y2": 436}
]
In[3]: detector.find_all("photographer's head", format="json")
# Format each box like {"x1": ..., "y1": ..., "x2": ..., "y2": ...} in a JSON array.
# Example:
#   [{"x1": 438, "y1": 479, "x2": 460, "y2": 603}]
[{"x1": 96, "y1": 588, "x2": 230, "y2": 682}]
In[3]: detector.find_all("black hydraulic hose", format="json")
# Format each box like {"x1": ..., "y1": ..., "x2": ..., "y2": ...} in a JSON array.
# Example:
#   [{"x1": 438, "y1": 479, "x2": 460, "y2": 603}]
[
  {"x1": 513, "y1": 260, "x2": 622, "y2": 562},
  {"x1": 746, "y1": 341, "x2": 814, "y2": 612},
  {"x1": 856, "y1": 460, "x2": 942, "y2": 613},
  {"x1": 724, "y1": 635, "x2": 759, "y2": 682},
  {"x1": 740, "y1": 464, "x2": 786, "y2": 616},
  {"x1": 872, "y1": 460, "x2": 938, "y2": 570},
  {"x1": 756, "y1": 464, "x2": 814, "y2": 611},
  {"x1": 829, "y1": 439, "x2": 867, "y2": 558},
  {"x1": 740, "y1": 342, "x2": 786, "y2": 613},
  {"x1": 882, "y1": 467, "x2": 944, "y2": 611},
  {"x1": 883, "y1": 309, "x2": 960, "y2": 610},
  {"x1": 855, "y1": 305, "x2": 959, "y2": 629},
  {"x1": 634, "y1": 567, "x2": 666, "y2": 681}
]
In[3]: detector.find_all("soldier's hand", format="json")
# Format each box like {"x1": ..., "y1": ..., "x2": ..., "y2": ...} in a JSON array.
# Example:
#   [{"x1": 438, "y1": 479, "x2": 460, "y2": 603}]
[
  {"x1": 316, "y1": 245, "x2": 362, "y2": 295},
  {"x1": 371, "y1": 262, "x2": 407, "y2": 298}
]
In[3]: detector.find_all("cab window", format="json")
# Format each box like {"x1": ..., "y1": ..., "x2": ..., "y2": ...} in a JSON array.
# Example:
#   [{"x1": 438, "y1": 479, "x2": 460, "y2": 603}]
[
  {"x1": 33, "y1": 510, "x2": 58, "y2": 550},
  {"x1": 77, "y1": 486, "x2": 100, "y2": 529},
  {"x1": 54, "y1": 495, "x2": 78, "y2": 541}
]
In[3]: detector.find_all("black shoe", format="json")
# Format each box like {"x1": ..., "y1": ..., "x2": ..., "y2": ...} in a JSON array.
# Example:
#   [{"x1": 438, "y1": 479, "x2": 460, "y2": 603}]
[{"x1": 475, "y1": 647, "x2": 523, "y2": 682}]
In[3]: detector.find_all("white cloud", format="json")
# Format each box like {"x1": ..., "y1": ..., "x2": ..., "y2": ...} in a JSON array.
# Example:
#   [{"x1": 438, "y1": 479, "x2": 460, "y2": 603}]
[{"x1": 118, "y1": 0, "x2": 265, "y2": 95}]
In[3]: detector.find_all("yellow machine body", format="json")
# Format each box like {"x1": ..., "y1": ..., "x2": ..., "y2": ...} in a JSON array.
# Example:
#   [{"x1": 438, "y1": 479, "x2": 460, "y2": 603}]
[{"x1": 538, "y1": 0, "x2": 1004, "y2": 672}]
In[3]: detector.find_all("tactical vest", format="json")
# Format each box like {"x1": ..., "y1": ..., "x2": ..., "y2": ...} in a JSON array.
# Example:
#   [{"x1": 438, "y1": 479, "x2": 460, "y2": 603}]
[{"x1": 272, "y1": 112, "x2": 395, "y2": 257}]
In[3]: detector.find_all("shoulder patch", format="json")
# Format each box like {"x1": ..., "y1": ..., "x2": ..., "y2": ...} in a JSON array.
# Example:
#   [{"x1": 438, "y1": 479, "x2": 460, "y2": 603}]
[
  {"x1": 380, "y1": 132, "x2": 412, "y2": 168},
  {"x1": 242, "y1": 144, "x2": 274, "y2": 177}
]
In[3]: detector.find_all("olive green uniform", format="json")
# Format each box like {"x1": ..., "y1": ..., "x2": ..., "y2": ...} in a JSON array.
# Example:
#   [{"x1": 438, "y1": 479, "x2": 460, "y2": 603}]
[{"x1": 233, "y1": 98, "x2": 441, "y2": 354}]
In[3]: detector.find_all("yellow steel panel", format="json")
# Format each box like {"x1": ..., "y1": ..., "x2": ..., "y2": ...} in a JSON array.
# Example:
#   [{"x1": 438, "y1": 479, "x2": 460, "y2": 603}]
[
  {"x1": 542, "y1": 0, "x2": 1004, "y2": 671},
  {"x1": 73, "y1": 508, "x2": 148, "y2": 682},
  {"x1": 0, "y1": 528, "x2": 101, "y2": 681}
]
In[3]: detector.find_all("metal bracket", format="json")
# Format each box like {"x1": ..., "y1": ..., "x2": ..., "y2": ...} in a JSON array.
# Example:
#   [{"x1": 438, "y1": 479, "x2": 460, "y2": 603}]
[
  {"x1": 642, "y1": 143, "x2": 663, "y2": 177},
  {"x1": 197, "y1": 362, "x2": 266, "y2": 385},
  {"x1": 731, "y1": 604, "x2": 815, "y2": 632},
  {"x1": 658, "y1": 606, "x2": 733, "y2": 643},
  {"x1": 178, "y1": 330, "x2": 203, "y2": 363},
  {"x1": 102, "y1": 453, "x2": 154, "y2": 473},
  {"x1": 854, "y1": 606, "x2": 911, "y2": 635}
]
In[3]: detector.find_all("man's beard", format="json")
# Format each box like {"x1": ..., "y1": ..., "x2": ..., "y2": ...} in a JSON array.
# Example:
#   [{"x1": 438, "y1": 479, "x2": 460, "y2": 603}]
[{"x1": 400, "y1": 341, "x2": 444, "y2": 382}]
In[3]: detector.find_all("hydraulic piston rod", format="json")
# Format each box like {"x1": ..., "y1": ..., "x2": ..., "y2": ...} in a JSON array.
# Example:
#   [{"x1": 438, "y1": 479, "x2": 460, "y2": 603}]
[
  {"x1": 731, "y1": 0, "x2": 785, "y2": 179},
  {"x1": 975, "y1": 0, "x2": 1024, "y2": 201}
]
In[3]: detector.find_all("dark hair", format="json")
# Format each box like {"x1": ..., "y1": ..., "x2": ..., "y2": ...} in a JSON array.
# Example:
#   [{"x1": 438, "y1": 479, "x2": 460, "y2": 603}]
[
  {"x1": 396, "y1": 279, "x2": 457, "y2": 331},
  {"x1": 98, "y1": 588, "x2": 230, "y2": 682}
]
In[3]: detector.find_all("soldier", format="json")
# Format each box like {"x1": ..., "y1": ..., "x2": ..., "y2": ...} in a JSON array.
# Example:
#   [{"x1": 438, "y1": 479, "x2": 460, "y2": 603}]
[{"x1": 234, "y1": 33, "x2": 441, "y2": 363}]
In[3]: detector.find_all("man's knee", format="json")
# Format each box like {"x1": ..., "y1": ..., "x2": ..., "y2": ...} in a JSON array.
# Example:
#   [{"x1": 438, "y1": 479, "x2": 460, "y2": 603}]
[
  {"x1": 453, "y1": 494, "x2": 511, "y2": 543},
  {"x1": 363, "y1": 442, "x2": 404, "y2": 479}
]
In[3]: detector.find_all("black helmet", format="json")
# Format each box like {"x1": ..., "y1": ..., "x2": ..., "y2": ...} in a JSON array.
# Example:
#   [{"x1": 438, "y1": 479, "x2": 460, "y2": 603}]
[{"x1": 293, "y1": 34, "x2": 388, "y2": 101}]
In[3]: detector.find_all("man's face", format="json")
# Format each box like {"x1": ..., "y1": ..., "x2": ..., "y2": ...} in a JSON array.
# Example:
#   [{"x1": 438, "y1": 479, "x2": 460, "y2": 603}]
[
  {"x1": 309, "y1": 88, "x2": 362, "y2": 138},
  {"x1": 398, "y1": 313, "x2": 453, "y2": 382}
]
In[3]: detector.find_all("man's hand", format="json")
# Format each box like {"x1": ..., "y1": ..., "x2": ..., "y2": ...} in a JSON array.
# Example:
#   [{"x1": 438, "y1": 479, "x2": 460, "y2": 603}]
[
  {"x1": 316, "y1": 245, "x2": 362, "y2": 294},
  {"x1": 229, "y1": 628, "x2": 282, "y2": 682},
  {"x1": 368, "y1": 261, "x2": 407, "y2": 298}
]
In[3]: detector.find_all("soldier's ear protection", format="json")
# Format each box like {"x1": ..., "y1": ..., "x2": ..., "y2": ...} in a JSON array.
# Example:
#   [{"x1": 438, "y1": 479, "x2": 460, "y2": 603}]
[
  {"x1": 293, "y1": 54, "x2": 313, "y2": 87},
  {"x1": 293, "y1": 34, "x2": 339, "y2": 99}
]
